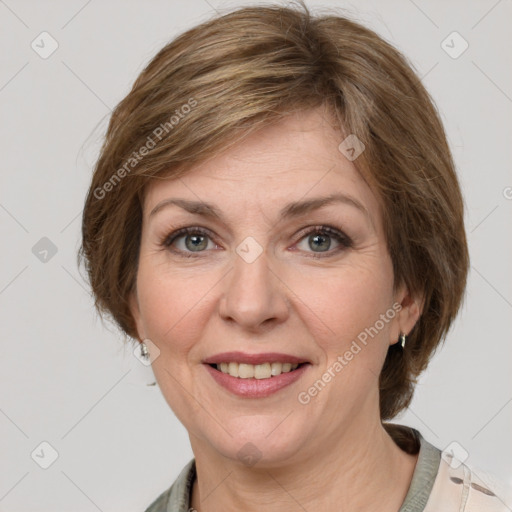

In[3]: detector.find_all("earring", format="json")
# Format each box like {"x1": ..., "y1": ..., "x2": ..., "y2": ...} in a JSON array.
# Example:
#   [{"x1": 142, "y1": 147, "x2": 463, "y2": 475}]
[
  {"x1": 140, "y1": 341, "x2": 149, "y2": 359},
  {"x1": 399, "y1": 333, "x2": 407, "y2": 348}
]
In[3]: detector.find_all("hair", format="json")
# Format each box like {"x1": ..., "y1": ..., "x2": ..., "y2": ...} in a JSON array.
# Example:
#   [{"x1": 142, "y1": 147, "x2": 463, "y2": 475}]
[{"x1": 79, "y1": 1, "x2": 469, "y2": 421}]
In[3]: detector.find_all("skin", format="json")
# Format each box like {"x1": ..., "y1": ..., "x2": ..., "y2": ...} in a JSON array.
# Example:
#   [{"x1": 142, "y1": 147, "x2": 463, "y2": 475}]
[{"x1": 130, "y1": 107, "x2": 422, "y2": 511}]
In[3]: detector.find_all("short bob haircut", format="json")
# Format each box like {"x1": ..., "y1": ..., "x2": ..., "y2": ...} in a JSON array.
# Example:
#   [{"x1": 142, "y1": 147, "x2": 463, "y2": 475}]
[{"x1": 79, "y1": 2, "x2": 469, "y2": 421}]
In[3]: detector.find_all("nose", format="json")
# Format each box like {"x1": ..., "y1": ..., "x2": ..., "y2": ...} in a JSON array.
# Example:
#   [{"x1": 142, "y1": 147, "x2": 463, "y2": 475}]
[{"x1": 219, "y1": 245, "x2": 289, "y2": 332}]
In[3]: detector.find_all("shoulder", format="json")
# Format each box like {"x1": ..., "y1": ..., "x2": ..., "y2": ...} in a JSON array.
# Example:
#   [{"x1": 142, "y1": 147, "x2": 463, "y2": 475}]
[
  {"x1": 144, "y1": 486, "x2": 173, "y2": 512},
  {"x1": 388, "y1": 424, "x2": 512, "y2": 512},
  {"x1": 424, "y1": 450, "x2": 512, "y2": 512},
  {"x1": 143, "y1": 458, "x2": 196, "y2": 512}
]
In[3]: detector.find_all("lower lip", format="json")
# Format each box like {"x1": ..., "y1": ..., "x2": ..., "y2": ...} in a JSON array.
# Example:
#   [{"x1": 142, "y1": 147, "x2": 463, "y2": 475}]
[{"x1": 204, "y1": 363, "x2": 311, "y2": 398}]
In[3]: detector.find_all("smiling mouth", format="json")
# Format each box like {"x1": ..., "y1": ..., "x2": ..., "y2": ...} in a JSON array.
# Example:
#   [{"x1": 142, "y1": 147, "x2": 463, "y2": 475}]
[{"x1": 208, "y1": 362, "x2": 309, "y2": 379}]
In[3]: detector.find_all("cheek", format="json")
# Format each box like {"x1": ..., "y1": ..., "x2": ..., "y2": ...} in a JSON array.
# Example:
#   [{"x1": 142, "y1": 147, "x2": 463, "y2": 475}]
[
  {"x1": 289, "y1": 259, "x2": 395, "y2": 363},
  {"x1": 136, "y1": 261, "x2": 218, "y2": 356},
  {"x1": 135, "y1": 264, "x2": 215, "y2": 417}
]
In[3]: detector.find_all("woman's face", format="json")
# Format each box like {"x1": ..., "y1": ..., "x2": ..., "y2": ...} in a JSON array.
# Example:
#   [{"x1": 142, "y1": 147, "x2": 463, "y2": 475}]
[{"x1": 130, "y1": 108, "x2": 418, "y2": 467}]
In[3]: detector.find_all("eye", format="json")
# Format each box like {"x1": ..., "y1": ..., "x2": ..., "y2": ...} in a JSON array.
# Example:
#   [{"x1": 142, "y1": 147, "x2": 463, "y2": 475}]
[
  {"x1": 161, "y1": 227, "x2": 218, "y2": 257},
  {"x1": 161, "y1": 225, "x2": 352, "y2": 259},
  {"x1": 294, "y1": 226, "x2": 352, "y2": 257}
]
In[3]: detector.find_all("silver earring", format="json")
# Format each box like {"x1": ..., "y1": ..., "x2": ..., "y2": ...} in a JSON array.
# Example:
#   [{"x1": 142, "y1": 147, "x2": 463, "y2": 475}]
[
  {"x1": 399, "y1": 333, "x2": 407, "y2": 348},
  {"x1": 140, "y1": 341, "x2": 149, "y2": 359}
]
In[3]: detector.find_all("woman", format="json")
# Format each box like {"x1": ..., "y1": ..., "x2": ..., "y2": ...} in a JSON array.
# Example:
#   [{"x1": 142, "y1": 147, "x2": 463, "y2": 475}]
[{"x1": 79, "y1": 3, "x2": 511, "y2": 511}]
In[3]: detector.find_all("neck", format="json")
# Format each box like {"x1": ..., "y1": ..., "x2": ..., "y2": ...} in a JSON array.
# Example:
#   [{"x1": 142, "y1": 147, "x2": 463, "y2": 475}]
[{"x1": 189, "y1": 419, "x2": 418, "y2": 512}]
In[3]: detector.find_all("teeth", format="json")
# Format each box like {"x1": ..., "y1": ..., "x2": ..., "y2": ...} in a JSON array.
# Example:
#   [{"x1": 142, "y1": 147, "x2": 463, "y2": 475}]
[
  {"x1": 215, "y1": 362, "x2": 300, "y2": 379},
  {"x1": 238, "y1": 363, "x2": 254, "y2": 378},
  {"x1": 228, "y1": 362, "x2": 238, "y2": 377},
  {"x1": 271, "y1": 362, "x2": 282, "y2": 376},
  {"x1": 254, "y1": 363, "x2": 271, "y2": 379}
]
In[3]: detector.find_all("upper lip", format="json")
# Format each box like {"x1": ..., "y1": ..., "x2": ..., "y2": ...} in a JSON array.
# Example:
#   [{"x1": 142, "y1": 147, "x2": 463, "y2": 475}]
[{"x1": 203, "y1": 351, "x2": 310, "y2": 365}]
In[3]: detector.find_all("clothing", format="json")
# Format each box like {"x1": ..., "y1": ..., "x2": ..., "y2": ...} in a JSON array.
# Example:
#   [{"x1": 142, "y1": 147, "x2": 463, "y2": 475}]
[{"x1": 144, "y1": 424, "x2": 512, "y2": 511}]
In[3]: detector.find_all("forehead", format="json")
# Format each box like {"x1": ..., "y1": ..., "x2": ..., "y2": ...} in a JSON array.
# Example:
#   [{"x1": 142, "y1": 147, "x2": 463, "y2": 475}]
[{"x1": 143, "y1": 109, "x2": 381, "y2": 224}]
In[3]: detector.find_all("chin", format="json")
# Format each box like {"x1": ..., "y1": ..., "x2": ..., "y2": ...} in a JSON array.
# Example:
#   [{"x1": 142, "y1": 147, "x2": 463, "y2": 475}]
[{"x1": 206, "y1": 418, "x2": 312, "y2": 468}]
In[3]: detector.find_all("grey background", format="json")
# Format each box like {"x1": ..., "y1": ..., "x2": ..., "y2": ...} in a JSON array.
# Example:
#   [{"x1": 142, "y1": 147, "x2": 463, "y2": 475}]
[{"x1": 1, "y1": 0, "x2": 511, "y2": 510}]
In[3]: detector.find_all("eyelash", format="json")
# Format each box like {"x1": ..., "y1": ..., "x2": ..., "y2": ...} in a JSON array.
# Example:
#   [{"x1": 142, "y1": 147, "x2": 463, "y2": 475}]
[{"x1": 160, "y1": 225, "x2": 353, "y2": 259}]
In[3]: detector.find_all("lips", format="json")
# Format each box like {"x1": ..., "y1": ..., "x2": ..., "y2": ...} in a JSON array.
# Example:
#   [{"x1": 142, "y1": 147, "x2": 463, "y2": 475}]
[
  {"x1": 202, "y1": 351, "x2": 312, "y2": 398},
  {"x1": 203, "y1": 351, "x2": 309, "y2": 365},
  {"x1": 204, "y1": 362, "x2": 310, "y2": 398}
]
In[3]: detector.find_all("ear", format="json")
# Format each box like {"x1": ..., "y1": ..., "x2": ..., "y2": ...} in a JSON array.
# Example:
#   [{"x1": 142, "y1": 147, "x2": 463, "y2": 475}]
[
  {"x1": 128, "y1": 290, "x2": 145, "y2": 342},
  {"x1": 390, "y1": 282, "x2": 424, "y2": 345}
]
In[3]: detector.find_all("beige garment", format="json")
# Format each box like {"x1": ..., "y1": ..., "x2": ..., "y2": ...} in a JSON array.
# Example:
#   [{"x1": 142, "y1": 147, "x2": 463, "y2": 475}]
[{"x1": 421, "y1": 453, "x2": 512, "y2": 512}]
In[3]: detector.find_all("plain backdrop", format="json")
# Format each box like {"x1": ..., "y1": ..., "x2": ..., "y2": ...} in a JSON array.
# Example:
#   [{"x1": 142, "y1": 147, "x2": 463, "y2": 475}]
[{"x1": 1, "y1": 0, "x2": 511, "y2": 510}]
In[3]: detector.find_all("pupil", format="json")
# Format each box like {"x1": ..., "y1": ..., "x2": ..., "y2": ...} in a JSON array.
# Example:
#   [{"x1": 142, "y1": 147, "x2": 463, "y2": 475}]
[
  {"x1": 186, "y1": 234, "x2": 207, "y2": 251},
  {"x1": 310, "y1": 233, "x2": 330, "y2": 252}
]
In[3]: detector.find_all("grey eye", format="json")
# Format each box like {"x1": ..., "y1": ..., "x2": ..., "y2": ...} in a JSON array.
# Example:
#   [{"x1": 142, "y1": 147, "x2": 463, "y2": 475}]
[
  {"x1": 308, "y1": 233, "x2": 331, "y2": 252},
  {"x1": 184, "y1": 234, "x2": 209, "y2": 252},
  {"x1": 294, "y1": 227, "x2": 351, "y2": 257}
]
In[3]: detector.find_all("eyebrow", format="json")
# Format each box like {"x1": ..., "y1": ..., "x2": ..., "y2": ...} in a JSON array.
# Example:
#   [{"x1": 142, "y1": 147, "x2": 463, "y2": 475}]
[{"x1": 149, "y1": 193, "x2": 370, "y2": 223}]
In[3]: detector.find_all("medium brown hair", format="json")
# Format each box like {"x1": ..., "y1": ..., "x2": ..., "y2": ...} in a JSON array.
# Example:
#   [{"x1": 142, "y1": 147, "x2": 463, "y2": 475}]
[{"x1": 79, "y1": 2, "x2": 469, "y2": 420}]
